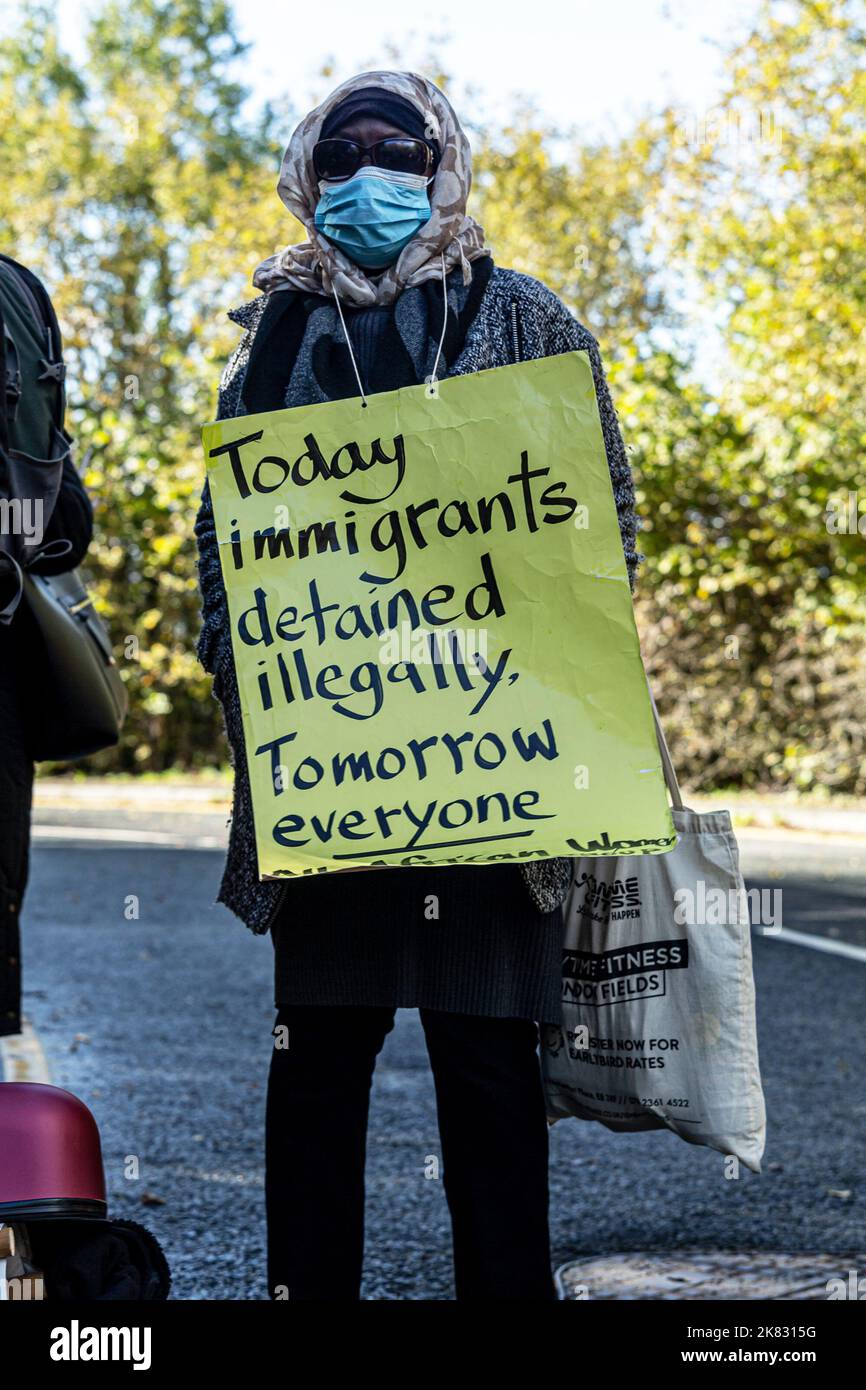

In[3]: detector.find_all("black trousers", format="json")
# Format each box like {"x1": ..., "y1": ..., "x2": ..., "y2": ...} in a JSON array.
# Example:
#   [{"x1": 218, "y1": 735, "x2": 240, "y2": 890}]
[
  {"x1": 265, "y1": 1005, "x2": 557, "y2": 1301},
  {"x1": 0, "y1": 649, "x2": 33, "y2": 1038}
]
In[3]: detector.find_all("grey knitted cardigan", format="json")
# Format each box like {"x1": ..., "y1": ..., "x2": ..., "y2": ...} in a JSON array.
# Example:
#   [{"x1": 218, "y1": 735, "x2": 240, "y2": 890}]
[{"x1": 194, "y1": 266, "x2": 639, "y2": 936}]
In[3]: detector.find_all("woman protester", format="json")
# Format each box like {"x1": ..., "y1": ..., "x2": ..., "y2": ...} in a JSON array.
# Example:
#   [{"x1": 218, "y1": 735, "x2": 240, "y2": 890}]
[
  {"x1": 195, "y1": 70, "x2": 639, "y2": 1302},
  {"x1": 0, "y1": 257, "x2": 93, "y2": 1039}
]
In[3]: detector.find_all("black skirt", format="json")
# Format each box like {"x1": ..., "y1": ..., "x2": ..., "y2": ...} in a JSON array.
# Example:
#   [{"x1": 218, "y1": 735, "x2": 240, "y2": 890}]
[{"x1": 271, "y1": 861, "x2": 564, "y2": 1024}]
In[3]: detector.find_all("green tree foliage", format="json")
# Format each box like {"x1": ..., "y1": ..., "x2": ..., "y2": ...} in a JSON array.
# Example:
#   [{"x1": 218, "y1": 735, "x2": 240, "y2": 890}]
[
  {"x1": 0, "y1": 0, "x2": 860, "y2": 790},
  {"x1": 0, "y1": 0, "x2": 294, "y2": 768},
  {"x1": 473, "y1": 113, "x2": 667, "y2": 349},
  {"x1": 642, "y1": 0, "x2": 866, "y2": 792}
]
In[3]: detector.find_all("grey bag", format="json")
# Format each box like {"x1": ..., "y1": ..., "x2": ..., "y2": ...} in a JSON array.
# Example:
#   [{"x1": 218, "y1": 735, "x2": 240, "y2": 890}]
[
  {"x1": 19, "y1": 562, "x2": 128, "y2": 761},
  {"x1": 541, "y1": 693, "x2": 766, "y2": 1173}
]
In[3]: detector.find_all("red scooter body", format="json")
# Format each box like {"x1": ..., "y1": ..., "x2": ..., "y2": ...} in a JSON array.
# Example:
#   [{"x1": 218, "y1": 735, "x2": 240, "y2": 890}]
[{"x1": 0, "y1": 1083, "x2": 107, "y2": 1221}]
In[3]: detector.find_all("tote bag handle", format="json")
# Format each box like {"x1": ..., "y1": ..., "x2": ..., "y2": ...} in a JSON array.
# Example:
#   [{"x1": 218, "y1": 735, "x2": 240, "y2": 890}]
[{"x1": 647, "y1": 682, "x2": 684, "y2": 812}]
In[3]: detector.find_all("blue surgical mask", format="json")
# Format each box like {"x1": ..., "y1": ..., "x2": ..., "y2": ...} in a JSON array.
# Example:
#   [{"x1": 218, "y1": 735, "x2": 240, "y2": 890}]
[{"x1": 314, "y1": 166, "x2": 431, "y2": 270}]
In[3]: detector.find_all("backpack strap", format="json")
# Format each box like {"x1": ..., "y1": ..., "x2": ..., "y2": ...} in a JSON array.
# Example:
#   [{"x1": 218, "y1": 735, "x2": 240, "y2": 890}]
[
  {"x1": 0, "y1": 310, "x2": 11, "y2": 454},
  {"x1": 0, "y1": 257, "x2": 72, "y2": 570},
  {"x1": 0, "y1": 255, "x2": 67, "y2": 428}
]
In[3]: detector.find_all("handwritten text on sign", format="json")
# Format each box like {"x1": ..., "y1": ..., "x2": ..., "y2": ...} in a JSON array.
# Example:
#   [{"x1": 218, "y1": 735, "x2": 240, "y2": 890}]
[{"x1": 202, "y1": 352, "x2": 675, "y2": 879}]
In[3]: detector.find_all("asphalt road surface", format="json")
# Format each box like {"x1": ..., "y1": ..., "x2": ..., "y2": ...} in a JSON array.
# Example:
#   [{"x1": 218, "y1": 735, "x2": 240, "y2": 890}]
[{"x1": 13, "y1": 811, "x2": 866, "y2": 1300}]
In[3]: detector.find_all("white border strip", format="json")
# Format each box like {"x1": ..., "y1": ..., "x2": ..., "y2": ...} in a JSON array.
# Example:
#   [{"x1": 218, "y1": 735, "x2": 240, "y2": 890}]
[
  {"x1": 0, "y1": 1020, "x2": 51, "y2": 1084},
  {"x1": 32, "y1": 825, "x2": 223, "y2": 849}
]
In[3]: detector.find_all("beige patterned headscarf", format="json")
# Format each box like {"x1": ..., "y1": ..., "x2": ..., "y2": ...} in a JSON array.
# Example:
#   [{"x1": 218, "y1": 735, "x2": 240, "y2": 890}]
[{"x1": 253, "y1": 70, "x2": 490, "y2": 307}]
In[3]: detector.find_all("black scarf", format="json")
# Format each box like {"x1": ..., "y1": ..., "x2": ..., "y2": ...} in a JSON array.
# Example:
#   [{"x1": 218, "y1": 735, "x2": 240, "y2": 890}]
[{"x1": 242, "y1": 255, "x2": 494, "y2": 414}]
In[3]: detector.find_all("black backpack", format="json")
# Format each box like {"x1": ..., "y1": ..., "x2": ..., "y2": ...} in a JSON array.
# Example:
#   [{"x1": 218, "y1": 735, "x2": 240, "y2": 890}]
[
  {"x1": 0, "y1": 253, "x2": 70, "y2": 577},
  {"x1": 0, "y1": 256, "x2": 127, "y2": 759}
]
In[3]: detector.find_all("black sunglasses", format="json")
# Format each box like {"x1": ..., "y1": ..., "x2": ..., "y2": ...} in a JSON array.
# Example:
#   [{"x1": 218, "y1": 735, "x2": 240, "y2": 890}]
[{"x1": 313, "y1": 137, "x2": 436, "y2": 182}]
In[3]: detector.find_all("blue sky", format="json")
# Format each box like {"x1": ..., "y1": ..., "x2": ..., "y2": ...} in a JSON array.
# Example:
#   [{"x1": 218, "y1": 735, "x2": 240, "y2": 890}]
[
  {"x1": 217, "y1": 0, "x2": 766, "y2": 136},
  {"x1": 36, "y1": 0, "x2": 767, "y2": 137},
  {"x1": 5, "y1": 0, "x2": 774, "y2": 383}
]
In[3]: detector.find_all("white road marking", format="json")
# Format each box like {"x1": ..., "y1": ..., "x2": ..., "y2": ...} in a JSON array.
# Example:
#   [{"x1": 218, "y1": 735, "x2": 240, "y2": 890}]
[
  {"x1": 756, "y1": 925, "x2": 866, "y2": 963},
  {"x1": 0, "y1": 1020, "x2": 51, "y2": 1084},
  {"x1": 28, "y1": 825, "x2": 866, "y2": 959}
]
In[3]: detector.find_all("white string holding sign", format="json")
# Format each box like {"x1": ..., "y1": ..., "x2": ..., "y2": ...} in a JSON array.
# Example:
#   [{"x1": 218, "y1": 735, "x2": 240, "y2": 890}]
[{"x1": 333, "y1": 251, "x2": 449, "y2": 408}]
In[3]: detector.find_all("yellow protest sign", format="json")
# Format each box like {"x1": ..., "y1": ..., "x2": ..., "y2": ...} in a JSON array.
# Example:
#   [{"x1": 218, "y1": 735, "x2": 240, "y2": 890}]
[{"x1": 202, "y1": 352, "x2": 675, "y2": 880}]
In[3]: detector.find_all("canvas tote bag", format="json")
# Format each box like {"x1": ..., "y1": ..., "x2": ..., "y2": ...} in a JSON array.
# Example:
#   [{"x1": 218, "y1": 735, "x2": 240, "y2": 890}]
[{"x1": 541, "y1": 692, "x2": 766, "y2": 1172}]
